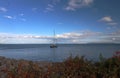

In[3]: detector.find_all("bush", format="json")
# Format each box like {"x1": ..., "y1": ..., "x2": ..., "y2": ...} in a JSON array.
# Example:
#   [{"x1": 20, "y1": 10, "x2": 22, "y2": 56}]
[{"x1": 1, "y1": 51, "x2": 120, "y2": 78}]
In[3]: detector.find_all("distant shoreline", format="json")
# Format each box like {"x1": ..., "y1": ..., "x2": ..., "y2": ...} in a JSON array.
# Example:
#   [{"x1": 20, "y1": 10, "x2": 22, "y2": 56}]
[{"x1": 0, "y1": 43, "x2": 120, "y2": 45}]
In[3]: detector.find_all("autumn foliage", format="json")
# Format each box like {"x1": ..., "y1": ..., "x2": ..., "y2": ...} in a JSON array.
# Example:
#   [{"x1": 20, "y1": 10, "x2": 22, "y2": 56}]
[{"x1": 1, "y1": 51, "x2": 120, "y2": 78}]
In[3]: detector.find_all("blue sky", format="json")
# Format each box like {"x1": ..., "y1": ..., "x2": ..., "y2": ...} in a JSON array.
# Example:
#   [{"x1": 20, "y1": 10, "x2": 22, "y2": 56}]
[{"x1": 0, "y1": 0, "x2": 120, "y2": 44}]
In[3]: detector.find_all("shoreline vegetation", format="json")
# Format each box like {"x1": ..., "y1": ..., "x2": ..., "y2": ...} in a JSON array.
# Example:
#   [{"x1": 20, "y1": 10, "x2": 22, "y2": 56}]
[{"x1": 0, "y1": 51, "x2": 120, "y2": 78}]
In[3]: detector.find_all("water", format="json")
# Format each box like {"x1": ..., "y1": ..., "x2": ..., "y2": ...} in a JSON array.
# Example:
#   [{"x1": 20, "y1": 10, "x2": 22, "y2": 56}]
[{"x1": 0, "y1": 44, "x2": 120, "y2": 62}]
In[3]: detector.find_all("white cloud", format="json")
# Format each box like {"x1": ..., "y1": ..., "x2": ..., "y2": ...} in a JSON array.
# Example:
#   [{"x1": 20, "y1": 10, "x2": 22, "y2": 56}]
[
  {"x1": 44, "y1": 0, "x2": 61, "y2": 12},
  {"x1": 4, "y1": 15, "x2": 26, "y2": 21},
  {"x1": 99, "y1": 16, "x2": 118, "y2": 26},
  {"x1": 100, "y1": 16, "x2": 113, "y2": 22},
  {"x1": 57, "y1": 32, "x2": 83, "y2": 38},
  {"x1": 65, "y1": 0, "x2": 94, "y2": 11},
  {"x1": 0, "y1": 7, "x2": 7, "y2": 12},
  {"x1": 4, "y1": 15, "x2": 15, "y2": 19},
  {"x1": 45, "y1": 4, "x2": 54, "y2": 12}
]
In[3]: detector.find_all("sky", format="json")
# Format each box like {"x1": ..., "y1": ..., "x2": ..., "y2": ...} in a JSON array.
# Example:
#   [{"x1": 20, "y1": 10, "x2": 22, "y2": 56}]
[{"x1": 0, "y1": 0, "x2": 120, "y2": 44}]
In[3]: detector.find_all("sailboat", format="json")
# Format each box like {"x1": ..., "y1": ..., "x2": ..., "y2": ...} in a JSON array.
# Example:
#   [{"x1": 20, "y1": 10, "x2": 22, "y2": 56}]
[
  {"x1": 50, "y1": 43, "x2": 57, "y2": 48},
  {"x1": 50, "y1": 30, "x2": 57, "y2": 48}
]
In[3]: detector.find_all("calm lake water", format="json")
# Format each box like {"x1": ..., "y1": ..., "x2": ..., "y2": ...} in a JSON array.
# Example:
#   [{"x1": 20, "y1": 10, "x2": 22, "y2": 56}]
[{"x1": 0, "y1": 44, "x2": 120, "y2": 62}]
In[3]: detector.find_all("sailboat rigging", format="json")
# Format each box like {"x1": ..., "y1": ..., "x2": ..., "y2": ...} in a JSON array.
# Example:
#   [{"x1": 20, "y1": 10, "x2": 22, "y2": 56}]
[{"x1": 50, "y1": 30, "x2": 57, "y2": 48}]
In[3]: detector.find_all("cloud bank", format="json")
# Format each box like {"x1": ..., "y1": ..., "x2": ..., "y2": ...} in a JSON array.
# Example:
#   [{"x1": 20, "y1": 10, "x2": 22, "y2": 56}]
[{"x1": 0, "y1": 30, "x2": 120, "y2": 44}]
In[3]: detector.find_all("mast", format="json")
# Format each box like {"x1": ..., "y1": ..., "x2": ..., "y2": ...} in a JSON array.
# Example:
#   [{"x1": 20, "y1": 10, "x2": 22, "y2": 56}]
[
  {"x1": 50, "y1": 30, "x2": 57, "y2": 48},
  {"x1": 53, "y1": 30, "x2": 57, "y2": 45}
]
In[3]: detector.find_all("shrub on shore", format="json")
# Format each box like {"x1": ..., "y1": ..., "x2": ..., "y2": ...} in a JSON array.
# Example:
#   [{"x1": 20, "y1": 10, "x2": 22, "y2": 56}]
[{"x1": 0, "y1": 51, "x2": 120, "y2": 78}]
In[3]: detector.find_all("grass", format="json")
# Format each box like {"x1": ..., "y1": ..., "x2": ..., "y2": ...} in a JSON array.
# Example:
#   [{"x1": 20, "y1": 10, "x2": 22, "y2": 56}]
[{"x1": 1, "y1": 51, "x2": 120, "y2": 78}]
